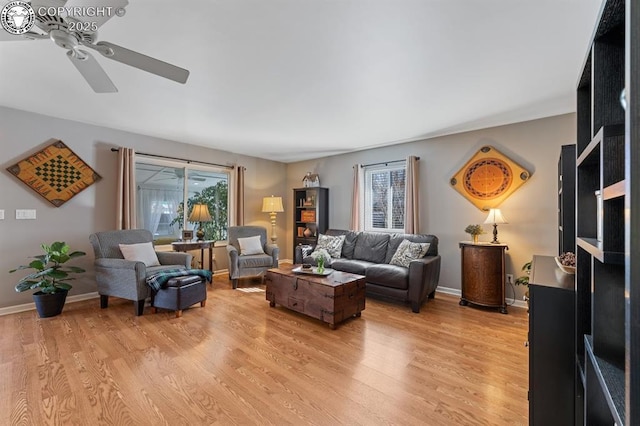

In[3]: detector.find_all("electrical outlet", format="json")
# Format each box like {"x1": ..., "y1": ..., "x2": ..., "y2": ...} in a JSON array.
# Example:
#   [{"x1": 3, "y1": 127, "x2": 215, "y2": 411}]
[{"x1": 506, "y1": 274, "x2": 514, "y2": 284}]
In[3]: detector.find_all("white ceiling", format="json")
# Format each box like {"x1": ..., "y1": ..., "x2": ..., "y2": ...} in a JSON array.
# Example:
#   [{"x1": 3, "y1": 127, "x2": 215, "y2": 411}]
[{"x1": 0, "y1": 0, "x2": 602, "y2": 163}]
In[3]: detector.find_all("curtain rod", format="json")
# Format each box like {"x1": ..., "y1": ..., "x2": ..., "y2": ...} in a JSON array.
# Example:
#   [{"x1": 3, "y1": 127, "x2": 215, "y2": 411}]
[
  {"x1": 361, "y1": 157, "x2": 420, "y2": 168},
  {"x1": 110, "y1": 147, "x2": 235, "y2": 169}
]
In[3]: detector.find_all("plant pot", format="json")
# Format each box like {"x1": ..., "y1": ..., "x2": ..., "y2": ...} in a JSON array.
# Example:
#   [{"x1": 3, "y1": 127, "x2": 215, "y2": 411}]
[{"x1": 33, "y1": 290, "x2": 68, "y2": 318}]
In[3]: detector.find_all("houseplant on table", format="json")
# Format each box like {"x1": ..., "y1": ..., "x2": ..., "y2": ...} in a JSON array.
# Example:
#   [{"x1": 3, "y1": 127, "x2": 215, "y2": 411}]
[
  {"x1": 10, "y1": 241, "x2": 86, "y2": 318},
  {"x1": 464, "y1": 224, "x2": 485, "y2": 244},
  {"x1": 310, "y1": 248, "x2": 331, "y2": 273}
]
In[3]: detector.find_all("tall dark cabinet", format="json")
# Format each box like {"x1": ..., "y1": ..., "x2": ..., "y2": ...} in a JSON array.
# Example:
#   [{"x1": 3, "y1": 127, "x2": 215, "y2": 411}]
[
  {"x1": 558, "y1": 144, "x2": 576, "y2": 255},
  {"x1": 528, "y1": 255, "x2": 575, "y2": 426},
  {"x1": 575, "y1": 0, "x2": 639, "y2": 424},
  {"x1": 293, "y1": 187, "x2": 329, "y2": 249}
]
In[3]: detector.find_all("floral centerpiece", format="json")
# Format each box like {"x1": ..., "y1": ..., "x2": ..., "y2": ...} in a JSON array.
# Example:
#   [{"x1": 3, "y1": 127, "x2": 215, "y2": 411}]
[
  {"x1": 464, "y1": 224, "x2": 485, "y2": 243},
  {"x1": 310, "y1": 248, "x2": 331, "y2": 273}
]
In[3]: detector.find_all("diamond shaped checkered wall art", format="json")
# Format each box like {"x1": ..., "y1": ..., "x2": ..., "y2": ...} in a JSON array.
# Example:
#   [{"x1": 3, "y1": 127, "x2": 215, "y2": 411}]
[{"x1": 7, "y1": 139, "x2": 102, "y2": 207}]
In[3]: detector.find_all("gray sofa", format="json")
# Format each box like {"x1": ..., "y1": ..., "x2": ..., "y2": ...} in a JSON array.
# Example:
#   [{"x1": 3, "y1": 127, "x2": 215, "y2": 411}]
[{"x1": 295, "y1": 229, "x2": 441, "y2": 313}]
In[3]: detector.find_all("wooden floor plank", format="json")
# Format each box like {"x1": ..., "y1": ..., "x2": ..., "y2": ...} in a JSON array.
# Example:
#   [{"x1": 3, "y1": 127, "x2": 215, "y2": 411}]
[{"x1": 0, "y1": 273, "x2": 529, "y2": 425}]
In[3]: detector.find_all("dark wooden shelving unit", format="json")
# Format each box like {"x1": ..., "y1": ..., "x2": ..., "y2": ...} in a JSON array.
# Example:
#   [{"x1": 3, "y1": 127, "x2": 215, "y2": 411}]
[
  {"x1": 575, "y1": 0, "x2": 639, "y2": 424},
  {"x1": 292, "y1": 187, "x2": 328, "y2": 249},
  {"x1": 558, "y1": 144, "x2": 576, "y2": 255},
  {"x1": 528, "y1": 255, "x2": 576, "y2": 425}
]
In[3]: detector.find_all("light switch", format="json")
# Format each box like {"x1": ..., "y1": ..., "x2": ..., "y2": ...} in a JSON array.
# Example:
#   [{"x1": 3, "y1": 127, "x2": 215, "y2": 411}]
[
  {"x1": 16, "y1": 209, "x2": 36, "y2": 220},
  {"x1": 0, "y1": 210, "x2": 4, "y2": 220}
]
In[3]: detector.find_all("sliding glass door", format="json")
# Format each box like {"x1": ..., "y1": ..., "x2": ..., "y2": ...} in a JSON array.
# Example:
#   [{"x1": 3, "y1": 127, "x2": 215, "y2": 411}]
[{"x1": 135, "y1": 159, "x2": 232, "y2": 243}]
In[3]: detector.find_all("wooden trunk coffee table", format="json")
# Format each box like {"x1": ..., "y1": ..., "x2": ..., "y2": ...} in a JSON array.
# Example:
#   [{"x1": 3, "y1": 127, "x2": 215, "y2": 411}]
[{"x1": 265, "y1": 264, "x2": 365, "y2": 329}]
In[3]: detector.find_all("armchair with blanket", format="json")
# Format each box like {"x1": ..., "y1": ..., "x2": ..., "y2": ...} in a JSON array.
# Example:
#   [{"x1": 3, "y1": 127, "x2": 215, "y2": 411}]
[{"x1": 89, "y1": 229, "x2": 193, "y2": 316}]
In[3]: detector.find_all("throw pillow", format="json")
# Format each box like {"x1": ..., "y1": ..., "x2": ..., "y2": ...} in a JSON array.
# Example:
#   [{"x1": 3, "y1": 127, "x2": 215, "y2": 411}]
[
  {"x1": 390, "y1": 239, "x2": 430, "y2": 268},
  {"x1": 314, "y1": 234, "x2": 346, "y2": 258},
  {"x1": 238, "y1": 235, "x2": 264, "y2": 255},
  {"x1": 119, "y1": 242, "x2": 160, "y2": 266}
]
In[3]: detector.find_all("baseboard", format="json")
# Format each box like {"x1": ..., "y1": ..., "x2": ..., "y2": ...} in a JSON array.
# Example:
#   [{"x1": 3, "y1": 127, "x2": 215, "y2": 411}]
[
  {"x1": 0, "y1": 281, "x2": 526, "y2": 316},
  {"x1": 0, "y1": 292, "x2": 100, "y2": 317},
  {"x1": 436, "y1": 285, "x2": 527, "y2": 310}
]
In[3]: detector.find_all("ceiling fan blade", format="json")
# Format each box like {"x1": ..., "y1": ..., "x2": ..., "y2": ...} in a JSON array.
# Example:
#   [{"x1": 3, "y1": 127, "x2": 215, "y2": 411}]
[
  {"x1": 67, "y1": 49, "x2": 117, "y2": 93},
  {"x1": 94, "y1": 41, "x2": 190, "y2": 84},
  {"x1": 63, "y1": 0, "x2": 128, "y2": 29}
]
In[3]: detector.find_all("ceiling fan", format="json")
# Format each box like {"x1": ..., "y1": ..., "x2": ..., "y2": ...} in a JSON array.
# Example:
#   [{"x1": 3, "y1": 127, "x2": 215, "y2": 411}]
[{"x1": 0, "y1": 0, "x2": 189, "y2": 92}]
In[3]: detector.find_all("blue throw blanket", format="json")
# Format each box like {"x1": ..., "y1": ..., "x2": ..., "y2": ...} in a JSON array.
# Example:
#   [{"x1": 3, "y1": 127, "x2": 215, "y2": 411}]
[{"x1": 146, "y1": 268, "x2": 212, "y2": 291}]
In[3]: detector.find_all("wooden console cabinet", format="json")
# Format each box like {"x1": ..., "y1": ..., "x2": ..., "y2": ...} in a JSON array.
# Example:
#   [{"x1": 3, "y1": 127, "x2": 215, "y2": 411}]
[{"x1": 459, "y1": 242, "x2": 508, "y2": 314}]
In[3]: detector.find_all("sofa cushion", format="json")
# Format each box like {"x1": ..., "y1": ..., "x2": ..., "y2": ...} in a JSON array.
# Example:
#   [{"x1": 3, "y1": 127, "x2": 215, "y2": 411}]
[
  {"x1": 366, "y1": 264, "x2": 409, "y2": 290},
  {"x1": 119, "y1": 242, "x2": 160, "y2": 266},
  {"x1": 315, "y1": 233, "x2": 345, "y2": 258},
  {"x1": 385, "y1": 233, "x2": 438, "y2": 263},
  {"x1": 390, "y1": 239, "x2": 430, "y2": 267},
  {"x1": 340, "y1": 231, "x2": 359, "y2": 259},
  {"x1": 354, "y1": 232, "x2": 390, "y2": 263},
  {"x1": 330, "y1": 259, "x2": 375, "y2": 275},
  {"x1": 238, "y1": 253, "x2": 274, "y2": 268},
  {"x1": 238, "y1": 235, "x2": 265, "y2": 255}
]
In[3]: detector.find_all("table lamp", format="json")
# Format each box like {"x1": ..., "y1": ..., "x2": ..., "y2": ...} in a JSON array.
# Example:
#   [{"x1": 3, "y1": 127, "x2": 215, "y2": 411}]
[
  {"x1": 189, "y1": 204, "x2": 213, "y2": 241},
  {"x1": 484, "y1": 208, "x2": 508, "y2": 244},
  {"x1": 262, "y1": 195, "x2": 284, "y2": 245}
]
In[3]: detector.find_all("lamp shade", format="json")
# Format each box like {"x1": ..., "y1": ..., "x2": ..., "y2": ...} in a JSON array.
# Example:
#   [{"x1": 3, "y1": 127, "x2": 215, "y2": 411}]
[
  {"x1": 484, "y1": 208, "x2": 508, "y2": 225},
  {"x1": 262, "y1": 196, "x2": 284, "y2": 213},
  {"x1": 189, "y1": 204, "x2": 213, "y2": 222}
]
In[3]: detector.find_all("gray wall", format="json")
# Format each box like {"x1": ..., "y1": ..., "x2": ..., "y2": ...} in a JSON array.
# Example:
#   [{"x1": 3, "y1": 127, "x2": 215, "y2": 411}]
[
  {"x1": 285, "y1": 113, "x2": 576, "y2": 301},
  {"x1": 0, "y1": 105, "x2": 575, "y2": 309},
  {"x1": 0, "y1": 106, "x2": 287, "y2": 308}
]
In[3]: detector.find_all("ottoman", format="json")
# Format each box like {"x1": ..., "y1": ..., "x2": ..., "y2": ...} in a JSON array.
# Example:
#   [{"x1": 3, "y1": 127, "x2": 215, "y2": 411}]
[{"x1": 151, "y1": 275, "x2": 207, "y2": 318}]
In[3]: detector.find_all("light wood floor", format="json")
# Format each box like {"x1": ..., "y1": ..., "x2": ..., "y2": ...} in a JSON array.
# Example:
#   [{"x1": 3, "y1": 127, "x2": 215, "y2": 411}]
[{"x1": 0, "y1": 274, "x2": 529, "y2": 425}]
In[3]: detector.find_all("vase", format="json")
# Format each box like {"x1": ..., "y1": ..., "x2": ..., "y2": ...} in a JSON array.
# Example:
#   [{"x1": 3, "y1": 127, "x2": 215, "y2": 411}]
[
  {"x1": 303, "y1": 228, "x2": 313, "y2": 238},
  {"x1": 472, "y1": 234, "x2": 479, "y2": 244},
  {"x1": 33, "y1": 290, "x2": 68, "y2": 318},
  {"x1": 317, "y1": 259, "x2": 325, "y2": 274}
]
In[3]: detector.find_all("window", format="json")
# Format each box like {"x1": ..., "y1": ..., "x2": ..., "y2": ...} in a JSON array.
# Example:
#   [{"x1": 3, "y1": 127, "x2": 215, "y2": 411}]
[
  {"x1": 135, "y1": 159, "x2": 233, "y2": 242},
  {"x1": 363, "y1": 164, "x2": 406, "y2": 232}
]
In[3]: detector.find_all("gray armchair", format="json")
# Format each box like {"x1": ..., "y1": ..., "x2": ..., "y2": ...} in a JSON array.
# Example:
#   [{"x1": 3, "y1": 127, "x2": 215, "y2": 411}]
[
  {"x1": 89, "y1": 229, "x2": 193, "y2": 316},
  {"x1": 226, "y1": 226, "x2": 279, "y2": 289}
]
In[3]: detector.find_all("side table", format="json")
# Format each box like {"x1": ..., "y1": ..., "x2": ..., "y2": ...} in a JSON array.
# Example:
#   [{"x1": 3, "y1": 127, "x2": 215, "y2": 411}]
[
  {"x1": 459, "y1": 241, "x2": 509, "y2": 314},
  {"x1": 171, "y1": 240, "x2": 215, "y2": 273}
]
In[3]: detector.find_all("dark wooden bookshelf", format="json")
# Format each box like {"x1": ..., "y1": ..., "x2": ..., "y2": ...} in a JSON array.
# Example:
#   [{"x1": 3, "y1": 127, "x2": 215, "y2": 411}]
[
  {"x1": 292, "y1": 187, "x2": 329, "y2": 250},
  {"x1": 575, "y1": 0, "x2": 639, "y2": 424},
  {"x1": 558, "y1": 145, "x2": 576, "y2": 255}
]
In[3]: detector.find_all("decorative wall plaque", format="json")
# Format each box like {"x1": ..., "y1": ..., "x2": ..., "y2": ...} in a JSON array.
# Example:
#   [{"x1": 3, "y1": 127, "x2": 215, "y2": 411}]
[
  {"x1": 7, "y1": 139, "x2": 102, "y2": 207},
  {"x1": 450, "y1": 145, "x2": 530, "y2": 211}
]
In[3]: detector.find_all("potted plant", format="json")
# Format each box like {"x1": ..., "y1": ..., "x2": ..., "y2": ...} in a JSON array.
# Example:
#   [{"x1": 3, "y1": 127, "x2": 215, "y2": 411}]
[
  {"x1": 515, "y1": 261, "x2": 532, "y2": 311},
  {"x1": 310, "y1": 248, "x2": 331, "y2": 273},
  {"x1": 10, "y1": 241, "x2": 86, "y2": 318},
  {"x1": 464, "y1": 224, "x2": 485, "y2": 243}
]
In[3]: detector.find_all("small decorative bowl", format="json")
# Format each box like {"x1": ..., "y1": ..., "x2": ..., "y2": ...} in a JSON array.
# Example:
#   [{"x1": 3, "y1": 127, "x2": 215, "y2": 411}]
[
  {"x1": 301, "y1": 264, "x2": 312, "y2": 270},
  {"x1": 555, "y1": 256, "x2": 576, "y2": 274}
]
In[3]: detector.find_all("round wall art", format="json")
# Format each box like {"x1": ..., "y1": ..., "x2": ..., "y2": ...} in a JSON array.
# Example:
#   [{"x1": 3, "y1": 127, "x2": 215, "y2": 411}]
[{"x1": 450, "y1": 146, "x2": 530, "y2": 211}]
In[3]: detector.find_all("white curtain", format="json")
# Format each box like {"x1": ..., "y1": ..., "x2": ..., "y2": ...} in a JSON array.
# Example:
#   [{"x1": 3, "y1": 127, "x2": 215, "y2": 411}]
[
  {"x1": 117, "y1": 147, "x2": 136, "y2": 230},
  {"x1": 404, "y1": 155, "x2": 420, "y2": 234},
  {"x1": 138, "y1": 188, "x2": 182, "y2": 236}
]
